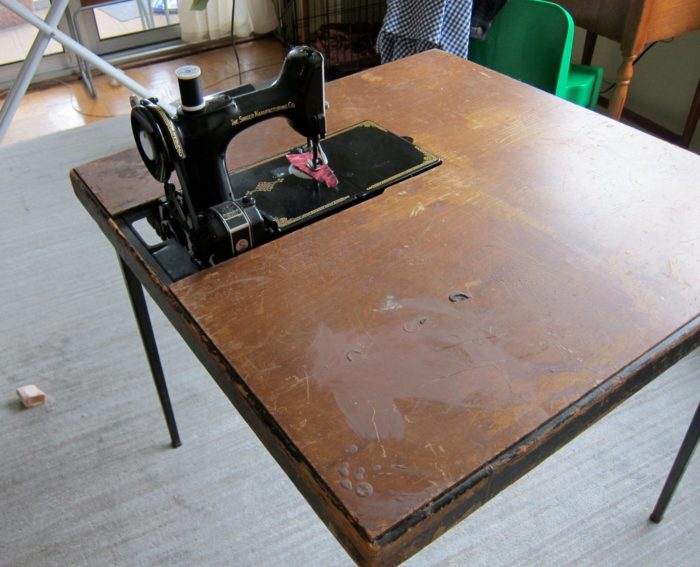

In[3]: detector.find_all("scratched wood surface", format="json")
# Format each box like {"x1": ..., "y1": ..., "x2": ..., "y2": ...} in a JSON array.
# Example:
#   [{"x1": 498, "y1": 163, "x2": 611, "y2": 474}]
[
  {"x1": 171, "y1": 51, "x2": 700, "y2": 557},
  {"x1": 73, "y1": 51, "x2": 700, "y2": 565}
]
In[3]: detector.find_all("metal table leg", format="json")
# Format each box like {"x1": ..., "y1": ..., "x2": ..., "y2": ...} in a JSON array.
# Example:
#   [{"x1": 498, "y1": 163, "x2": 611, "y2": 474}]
[
  {"x1": 119, "y1": 256, "x2": 181, "y2": 448},
  {"x1": 650, "y1": 402, "x2": 699, "y2": 523}
]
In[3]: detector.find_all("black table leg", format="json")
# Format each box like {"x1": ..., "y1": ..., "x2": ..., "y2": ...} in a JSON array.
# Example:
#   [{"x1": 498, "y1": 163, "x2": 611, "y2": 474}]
[
  {"x1": 119, "y1": 256, "x2": 182, "y2": 448},
  {"x1": 650, "y1": 402, "x2": 699, "y2": 523}
]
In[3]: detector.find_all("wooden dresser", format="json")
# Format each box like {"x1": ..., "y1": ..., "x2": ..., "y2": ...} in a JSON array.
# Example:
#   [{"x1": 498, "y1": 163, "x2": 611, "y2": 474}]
[{"x1": 556, "y1": 0, "x2": 700, "y2": 146}]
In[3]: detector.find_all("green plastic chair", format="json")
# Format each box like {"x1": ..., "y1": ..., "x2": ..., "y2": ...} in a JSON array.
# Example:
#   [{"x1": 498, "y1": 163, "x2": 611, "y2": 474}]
[{"x1": 469, "y1": 0, "x2": 603, "y2": 109}]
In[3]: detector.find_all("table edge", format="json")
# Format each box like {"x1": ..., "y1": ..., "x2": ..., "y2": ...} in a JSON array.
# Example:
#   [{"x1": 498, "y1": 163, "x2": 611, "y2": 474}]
[{"x1": 371, "y1": 317, "x2": 700, "y2": 561}]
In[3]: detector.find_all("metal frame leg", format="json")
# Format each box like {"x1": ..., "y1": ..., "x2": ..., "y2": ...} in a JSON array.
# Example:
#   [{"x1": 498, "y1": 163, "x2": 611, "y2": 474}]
[
  {"x1": 650, "y1": 402, "x2": 700, "y2": 523},
  {"x1": 64, "y1": 7, "x2": 96, "y2": 99},
  {"x1": 0, "y1": 0, "x2": 175, "y2": 115},
  {"x1": 119, "y1": 256, "x2": 181, "y2": 448},
  {"x1": 0, "y1": 0, "x2": 71, "y2": 142},
  {"x1": 135, "y1": 0, "x2": 155, "y2": 29}
]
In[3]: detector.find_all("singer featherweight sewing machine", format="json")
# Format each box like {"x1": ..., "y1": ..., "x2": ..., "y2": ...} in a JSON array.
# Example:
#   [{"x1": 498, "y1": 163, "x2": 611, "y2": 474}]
[
  {"x1": 128, "y1": 45, "x2": 440, "y2": 278},
  {"x1": 71, "y1": 49, "x2": 700, "y2": 565}
]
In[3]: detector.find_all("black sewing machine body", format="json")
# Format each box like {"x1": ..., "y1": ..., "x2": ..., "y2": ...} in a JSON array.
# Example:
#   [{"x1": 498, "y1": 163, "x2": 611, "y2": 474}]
[
  {"x1": 131, "y1": 46, "x2": 329, "y2": 265},
  {"x1": 129, "y1": 46, "x2": 440, "y2": 275}
]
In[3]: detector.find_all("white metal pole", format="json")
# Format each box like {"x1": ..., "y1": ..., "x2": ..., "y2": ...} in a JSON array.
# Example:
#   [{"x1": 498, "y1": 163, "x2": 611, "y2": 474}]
[
  {"x1": 0, "y1": 0, "x2": 71, "y2": 142},
  {"x1": 0, "y1": 0, "x2": 176, "y2": 116}
]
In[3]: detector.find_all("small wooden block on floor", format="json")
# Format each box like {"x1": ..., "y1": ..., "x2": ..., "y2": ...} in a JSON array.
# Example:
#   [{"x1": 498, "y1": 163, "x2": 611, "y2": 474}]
[{"x1": 16, "y1": 384, "x2": 46, "y2": 408}]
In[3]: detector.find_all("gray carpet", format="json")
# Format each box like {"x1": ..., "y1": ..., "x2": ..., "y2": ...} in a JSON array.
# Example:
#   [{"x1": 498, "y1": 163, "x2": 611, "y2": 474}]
[{"x1": 0, "y1": 117, "x2": 698, "y2": 566}]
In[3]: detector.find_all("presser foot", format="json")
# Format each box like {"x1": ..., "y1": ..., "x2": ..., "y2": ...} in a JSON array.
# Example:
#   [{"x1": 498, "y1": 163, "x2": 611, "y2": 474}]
[
  {"x1": 286, "y1": 142, "x2": 338, "y2": 188},
  {"x1": 287, "y1": 142, "x2": 329, "y2": 180}
]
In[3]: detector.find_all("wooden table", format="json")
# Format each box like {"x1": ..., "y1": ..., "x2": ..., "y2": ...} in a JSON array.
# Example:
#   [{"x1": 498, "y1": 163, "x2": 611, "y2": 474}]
[
  {"x1": 70, "y1": 51, "x2": 700, "y2": 566},
  {"x1": 555, "y1": 0, "x2": 700, "y2": 145}
]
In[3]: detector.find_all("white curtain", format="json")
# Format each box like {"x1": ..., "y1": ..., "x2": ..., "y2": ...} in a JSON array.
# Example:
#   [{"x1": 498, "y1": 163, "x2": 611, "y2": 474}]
[{"x1": 177, "y1": 0, "x2": 278, "y2": 43}]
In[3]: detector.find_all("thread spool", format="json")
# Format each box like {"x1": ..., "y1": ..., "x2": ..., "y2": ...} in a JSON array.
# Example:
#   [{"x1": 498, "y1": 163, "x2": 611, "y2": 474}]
[{"x1": 176, "y1": 65, "x2": 205, "y2": 112}]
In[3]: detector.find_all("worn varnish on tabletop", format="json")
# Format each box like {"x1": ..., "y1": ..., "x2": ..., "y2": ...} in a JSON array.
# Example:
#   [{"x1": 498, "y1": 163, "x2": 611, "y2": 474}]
[{"x1": 72, "y1": 51, "x2": 700, "y2": 566}]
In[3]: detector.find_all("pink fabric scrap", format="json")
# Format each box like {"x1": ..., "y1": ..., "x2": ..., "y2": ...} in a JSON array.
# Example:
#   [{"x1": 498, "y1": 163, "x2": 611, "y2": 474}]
[{"x1": 286, "y1": 151, "x2": 339, "y2": 188}]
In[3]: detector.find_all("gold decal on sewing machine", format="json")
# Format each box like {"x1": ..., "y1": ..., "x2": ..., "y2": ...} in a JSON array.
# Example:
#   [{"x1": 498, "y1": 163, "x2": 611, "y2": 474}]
[
  {"x1": 152, "y1": 105, "x2": 185, "y2": 158},
  {"x1": 274, "y1": 196, "x2": 350, "y2": 229},
  {"x1": 231, "y1": 102, "x2": 296, "y2": 126},
  {"x1": 250, "y1": 177, "x2": 284, "y2": 194}
]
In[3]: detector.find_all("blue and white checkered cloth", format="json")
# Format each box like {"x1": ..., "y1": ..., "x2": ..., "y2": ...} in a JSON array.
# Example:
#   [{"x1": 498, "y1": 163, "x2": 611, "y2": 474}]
[{"x1": 377, "y1": 0, "x2": 474, "y2": 63}]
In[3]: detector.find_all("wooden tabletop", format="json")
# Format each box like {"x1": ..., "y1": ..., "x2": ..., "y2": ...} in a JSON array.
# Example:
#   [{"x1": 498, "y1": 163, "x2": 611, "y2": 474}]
[{"x1": 72, "y1": 50, "x2": 700, "y2": 566}]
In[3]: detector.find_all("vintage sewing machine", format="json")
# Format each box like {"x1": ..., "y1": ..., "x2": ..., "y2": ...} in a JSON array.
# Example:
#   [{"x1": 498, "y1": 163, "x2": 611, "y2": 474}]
[{"x1": 129, "y1": 45, "x2": 440, "y2": 277}]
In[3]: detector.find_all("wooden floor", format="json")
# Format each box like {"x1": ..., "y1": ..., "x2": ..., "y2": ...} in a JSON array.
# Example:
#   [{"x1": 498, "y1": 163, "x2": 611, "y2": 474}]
[{"x1": 0, "y1": 37, "x2": 286, "y2": 146}]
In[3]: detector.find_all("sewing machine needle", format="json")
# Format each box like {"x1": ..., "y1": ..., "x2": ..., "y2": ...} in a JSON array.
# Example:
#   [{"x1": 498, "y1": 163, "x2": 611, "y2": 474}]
[{"x1": 312, "y1": 139, "x2": 319, "y2": 169}]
